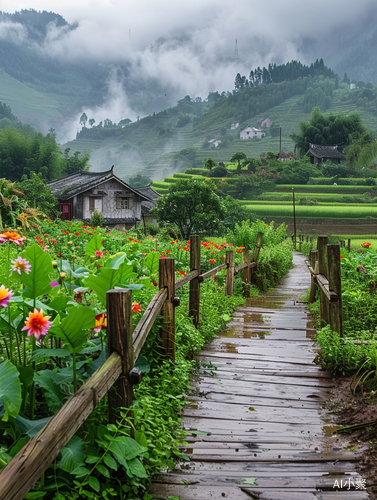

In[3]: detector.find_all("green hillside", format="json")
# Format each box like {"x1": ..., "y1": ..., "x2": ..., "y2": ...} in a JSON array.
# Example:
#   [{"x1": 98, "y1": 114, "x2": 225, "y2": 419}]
[{"x1": 64, "y1": 71, "x2": 377, "y2": 181}]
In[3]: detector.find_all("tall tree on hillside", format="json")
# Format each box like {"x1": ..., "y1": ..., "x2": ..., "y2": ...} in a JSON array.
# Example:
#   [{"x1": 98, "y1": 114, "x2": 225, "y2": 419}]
[{"x1": 79, "y1": 113, "x2": 88, "y2": 128}]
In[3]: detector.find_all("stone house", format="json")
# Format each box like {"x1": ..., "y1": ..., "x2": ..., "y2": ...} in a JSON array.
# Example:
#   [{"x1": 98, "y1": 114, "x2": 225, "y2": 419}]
[
  {"x1": 240, "y1": 126, "x2": 265, "y2": 140},
  {"x1": 47, "y1": 167, "x2": 159, "y2": 228},
  {"x1": 305, "y1": 144, "x2": 346, "y2": 165}
]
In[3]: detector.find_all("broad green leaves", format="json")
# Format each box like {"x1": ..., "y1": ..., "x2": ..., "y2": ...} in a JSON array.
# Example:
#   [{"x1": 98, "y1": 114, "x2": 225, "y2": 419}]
[
  {"x1": 85, "y1": 234, "x2": 102, "y2": 257},
  {"x1": 0, "y1": 361, "x2": 22, "y2": 421},
  {"x1": 19, "y1": 244, "x2": 53, "y2": 299},
  {"x1": 84, "y1": 261, "x2": 135, "y2": 305},
  {"x1": 50, "y1": 306, "x2": 95, "y2": 353},
  {"x1": 144, "y1": 252, "x2": 159, "y2": 276}
]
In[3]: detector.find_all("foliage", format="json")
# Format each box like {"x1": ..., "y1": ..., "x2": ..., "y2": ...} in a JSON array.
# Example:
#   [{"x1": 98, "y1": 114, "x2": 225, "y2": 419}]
[
  {"x1": 156, "y1": 179, "x2": 226, "y2": 238},
  {"x1": 16, "y1": 172, "x2": 58, "y2": 217},
  {"x1": 291, "y1": 107, "x2": 373, "y2": 157},
  {"x1": 90, "y1": 210, "x2": 104, "y2": 227},
  {"x1": 128, "y1": 175, "x2": 152, "y2": 188}
]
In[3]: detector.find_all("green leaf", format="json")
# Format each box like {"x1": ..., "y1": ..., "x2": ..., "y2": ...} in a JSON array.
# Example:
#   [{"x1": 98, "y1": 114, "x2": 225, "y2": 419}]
[
  {"x1": 24, "y1": 492, "x2": 47, "y2": 499},
  {"x1": 20, "y1": 244, "x2": 53, "y2": 299},
  {"x1": 71, "y1": 466, "x2": 90, "y2": 478},
  {"x1": 222, "y1": 314, "x2": 231, "y2": 322},
  {"x1": 128, "y1": 457, "x2": 147, "y2": 478},
  {"x1": 104, "y1": 454, "x2": 118, "y2": 471},
  {"x1": 134, "y1": 430, "x2": 148, "y2": 448},
  {"x1": 88, "y1": 476, "x2": 100, "y2": 492},
  {"x1": 144, "y1": 252, "x2": 160, "y2": 276},
  {"x1": 85, "y1": 234, "x2": 103, "y2": 257},
  {"x1": 110, "y1": 436, "x2": 147, "y2": 461},
  {"x1": 86, "y1": 455, "x2": 100, "y2": 464},
  {"x1": 17, "y1": 365, "x2": 34, "y2": 389},
  {"x1": 58, "y1": 436, "x2": 86, "y2": 473},
  {"x1": 104, "y1": 252, "x2": 128, "y2": 268},
  {"x1": 0, "y1": 361, "x2": 22, "y2": 421},
  {"x1": 14, "y1": 415, "x2": 51, "y2": 437},
  {"x1": 9, "y1": 436, "x2": 30, "y2": 457},
  {"x1": 34, "y1": 371, "x2": 67, "y2": 412},
  {"x1": 96, "y1": 463, "x2": 110, "y2": 478},
  {"x1": 28, "y1": 349, "x2": 72, "y2": 363},
  {"x1": 243, "y1": 477, "x2": 258, "y2": 485},
  {"x1": 50, "y1": 305, "x2": 95, "y2": 353},
  {"x1": 84, "y1": 268, "x2": 119, "y2": 306},
  {"x1": 116, "y1": 261, "x2": 135, "y2": 284},
  {"x1": 48, "y1": 297, "x2": 75, "y2": 311}
]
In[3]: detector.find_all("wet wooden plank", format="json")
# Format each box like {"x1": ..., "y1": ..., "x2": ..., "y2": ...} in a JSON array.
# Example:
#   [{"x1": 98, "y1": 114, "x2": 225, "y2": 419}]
[
  {"x1": 197, "y1": 351, "x2": 319, "y2": 365},
  {"x1": 187, "y1": 393, "x2": 322, "y2": 409}
]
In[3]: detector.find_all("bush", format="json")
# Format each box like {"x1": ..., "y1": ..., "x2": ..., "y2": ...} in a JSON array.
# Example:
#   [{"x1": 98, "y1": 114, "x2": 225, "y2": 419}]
[
  {"x1": 207, "y1": 164, "x2": 228, "y2": 177},
  {"x1": 90, "y1": 210, "x2": 104, "y2": 227}
]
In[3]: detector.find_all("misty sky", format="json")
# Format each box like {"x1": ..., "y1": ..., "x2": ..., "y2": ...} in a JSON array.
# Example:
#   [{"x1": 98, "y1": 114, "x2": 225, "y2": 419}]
[{"x1": 1, "y1": 0, "x2": 376, "y2": 140}]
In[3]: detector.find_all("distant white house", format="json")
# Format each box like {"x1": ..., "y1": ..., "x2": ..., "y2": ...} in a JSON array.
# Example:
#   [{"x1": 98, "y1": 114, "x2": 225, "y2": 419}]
[
  {"x1": 230, "y1": 122, "x2": 239, "y2": 130},
  {"x1": 240, "y1": 126, "x2": 265, "y2": 140},
  {"x1": 208, "y1": 138, "x2": 222, "y2": 148},
  {"x1": 350, "y1": 83, "x2": 357, "y2": 90}
]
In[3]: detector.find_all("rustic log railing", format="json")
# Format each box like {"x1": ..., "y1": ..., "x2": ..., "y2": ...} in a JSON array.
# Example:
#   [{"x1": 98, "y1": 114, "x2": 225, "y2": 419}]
[
  {"x1": 0, "y1": 232, "x2": 264, "y2": 500},
  {"x1": 308, "y1": 235, "x2": 343, "y2": 336}
]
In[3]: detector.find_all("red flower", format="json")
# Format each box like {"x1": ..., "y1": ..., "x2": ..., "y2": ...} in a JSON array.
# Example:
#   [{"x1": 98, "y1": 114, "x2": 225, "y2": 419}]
[
  {"x1": 362, "y1": 242, "x2": 372, "y2": 248},
  {"x1": 209, "y1": 258, "x2": 216, "y2": 264},
  {"x1": 132, "y1": 301, "x2": 142, "y2": 313},
  {"x1": 340, "y1": 255, "x2": 344, "y2": 259},
  {"x1": 176, "y1": 270, "x2": 186, "y2": 276}
]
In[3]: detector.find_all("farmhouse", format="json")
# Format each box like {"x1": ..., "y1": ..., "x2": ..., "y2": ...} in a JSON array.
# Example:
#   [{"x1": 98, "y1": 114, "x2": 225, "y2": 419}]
[
  {"x1": 47, "y1": 167, "x2": 159, "y2": 228},
  {"x1": 230, "y1": 122, "x2": 239, "y2": 130},
  {"x1": 240, "y1": 126, "x2": 265, "y2": 140},
  {"x1": 305, "y1": 144, "x2": 346, "y2": 165}
]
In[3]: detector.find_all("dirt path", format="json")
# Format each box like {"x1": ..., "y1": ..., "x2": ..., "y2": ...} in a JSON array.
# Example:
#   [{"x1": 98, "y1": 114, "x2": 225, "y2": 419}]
[{"x1": 150, "y1": 252, "x2": 370, "y2": 499}]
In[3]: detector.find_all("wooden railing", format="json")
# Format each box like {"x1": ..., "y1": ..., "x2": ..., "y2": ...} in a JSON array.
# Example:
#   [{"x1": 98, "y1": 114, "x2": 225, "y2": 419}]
[
  {"x1": 307, "y1": 235, "x2": 343, "y2": 336},
  {"x1": 0, "y1": 232, "x2": 264, "y2": 500}
]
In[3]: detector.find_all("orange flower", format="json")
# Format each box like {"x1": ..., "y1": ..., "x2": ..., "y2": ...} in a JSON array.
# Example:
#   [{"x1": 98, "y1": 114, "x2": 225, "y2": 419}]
[
  {"x1": 22, "y1": 308, "x2": 52, "y2": 340},
  {"x1": 92, "y1": 313, "x2": 107, "y2": 333},
  {"x1": 176, "y1": 270, "x2": 186, "y2": 276},
  {"x1": 209, "y1": 258, "x2": 216, "y2": 264},
  {"x1": 132, "y1": 301, "x2": 142, "y2": 313},
  {"x1": 0, "y1": 231, "x2": 24, "y2": 245},
  {"x1": 361, "y1": 242, "x2": 372, "y2": 248}
]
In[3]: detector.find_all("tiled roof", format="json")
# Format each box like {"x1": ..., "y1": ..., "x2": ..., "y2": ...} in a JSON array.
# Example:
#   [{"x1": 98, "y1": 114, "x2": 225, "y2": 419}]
[
  {"x1": 47, "y1": 168, "x2": 153, "y2": 202},
  {"x1": 306, "y1": 144, "x2": 346, "y2": 160}
]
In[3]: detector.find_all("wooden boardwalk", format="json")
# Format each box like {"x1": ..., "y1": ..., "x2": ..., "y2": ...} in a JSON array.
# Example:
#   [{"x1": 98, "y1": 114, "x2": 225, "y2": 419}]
[{"x1": 151, "y1": 252, "x2": 369, "y2": 499}]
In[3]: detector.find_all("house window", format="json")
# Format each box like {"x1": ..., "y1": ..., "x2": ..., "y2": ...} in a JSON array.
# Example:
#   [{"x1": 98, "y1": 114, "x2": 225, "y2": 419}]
[
  {"x1": 89, "y1": 197, "x2": 102, "y2": 212},
  {"x1": 116, "y1": 197, "x2": 130, "y2": 209}
]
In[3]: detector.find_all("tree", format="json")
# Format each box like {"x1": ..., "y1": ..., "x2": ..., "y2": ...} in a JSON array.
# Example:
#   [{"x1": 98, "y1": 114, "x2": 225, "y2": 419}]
[
  {"x1": 230, "y1": 152, "x2": 247, "y2": 171},
  {"x1": 291, "y1": 107, "x2": 373, "y2": 157},
  {"x1": 156, "y1": 179, "x2": 226, "y2": 238},
  {"x1": 204, "y1": 158, "x2": 217, "y2": 171},
  {"x1": 128, "y1": 174, "x2": 152, "y2": 187},
  {"x1": 17, "y1": 171, "x2": 58, "y2": 216},
  {"x1": 89, "y1": 118, "x2": 95, "y2": 127},
  {"x1": 79, "y1": 113, "x2": 88, "y2": 128}
]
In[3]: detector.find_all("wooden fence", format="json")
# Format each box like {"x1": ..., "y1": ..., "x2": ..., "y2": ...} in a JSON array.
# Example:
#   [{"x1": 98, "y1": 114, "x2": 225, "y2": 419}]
[
  {"x1": 308, "y1": 235, "x2": 343, "y2": 336},
  {"x1": 0, "y1": 232, "x2": 264, "y2": 500}
]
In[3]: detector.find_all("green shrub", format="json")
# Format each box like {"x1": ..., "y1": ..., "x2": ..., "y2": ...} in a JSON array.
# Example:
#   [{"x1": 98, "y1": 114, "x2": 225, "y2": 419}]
[{"x1": 90, "y1": 210, "x2": 104, "y2": 227}]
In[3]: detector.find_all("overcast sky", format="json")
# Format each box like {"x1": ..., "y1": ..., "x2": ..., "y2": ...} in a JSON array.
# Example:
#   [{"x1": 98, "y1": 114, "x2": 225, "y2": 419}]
[{"x1": 1, "y1": 0, "x2": 376, "y2": 139}]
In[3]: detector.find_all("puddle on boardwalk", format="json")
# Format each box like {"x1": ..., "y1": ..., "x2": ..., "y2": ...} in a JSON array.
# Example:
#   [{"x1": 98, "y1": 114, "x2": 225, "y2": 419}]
[
  {"x1": 221, "y1": 328, "x2": 271, "y2": 339},
  {"x1": 323, "y1": 424, "x2": 341, "y2": 436},
  {"x1": 221, "y1": 342, "x2": 239, "y2": 353}
]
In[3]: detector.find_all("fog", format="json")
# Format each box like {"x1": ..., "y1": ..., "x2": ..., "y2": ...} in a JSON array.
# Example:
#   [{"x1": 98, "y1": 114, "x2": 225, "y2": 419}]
[{"x1": 1, "y1": 0, "x2": 377, "y2": 143}]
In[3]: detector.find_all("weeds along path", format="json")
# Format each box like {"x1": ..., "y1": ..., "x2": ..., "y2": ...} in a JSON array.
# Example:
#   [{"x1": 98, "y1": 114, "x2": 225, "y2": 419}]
[{"x1": 150, "y1": 252, "x2": 369, "y2": 500}]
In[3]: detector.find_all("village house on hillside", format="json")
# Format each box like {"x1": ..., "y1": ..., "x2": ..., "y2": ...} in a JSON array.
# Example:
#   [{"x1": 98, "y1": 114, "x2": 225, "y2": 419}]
[
  {"x1": 230, "y1": 122, "x2": 239, "y2": 130},
  {"x1": 240, "y1": 126, "x2": 265, "y2": 140},
  {"x1": 47, "y1": 167, "x2": 159, "y2": 228},
  {"x1": 305, "y1": 144, "x2": 346, "y2": 165},
  {"x1": 208, "y1": 138, "x2": 222, "y2": 148}
]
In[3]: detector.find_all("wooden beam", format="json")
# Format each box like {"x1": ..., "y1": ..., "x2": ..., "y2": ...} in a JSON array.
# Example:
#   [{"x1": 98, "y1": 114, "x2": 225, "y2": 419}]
[
  {"x1": 225, "y1": 250, "x2": 234, "y2": 296},
  {"x1": 159, "y1": 257, "x2": 175, "y2": 361},
  {"x1": 327, "y1": 244, "x2": 343, "y2": 336},
  {"x1": 189, "y1": 235, "x2": 201, "y2": 328}
]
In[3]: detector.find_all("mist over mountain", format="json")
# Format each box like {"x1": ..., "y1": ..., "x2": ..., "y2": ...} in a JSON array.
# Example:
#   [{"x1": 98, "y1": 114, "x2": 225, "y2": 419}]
[{"x1": 0, "y1": 2, "x2": 377, "y2": 140}]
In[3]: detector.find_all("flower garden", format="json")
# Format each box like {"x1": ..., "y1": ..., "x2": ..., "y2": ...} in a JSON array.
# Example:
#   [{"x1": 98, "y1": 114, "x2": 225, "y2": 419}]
[{"x1": 0, "y1": 219, "x2": 292, "y2": 499}]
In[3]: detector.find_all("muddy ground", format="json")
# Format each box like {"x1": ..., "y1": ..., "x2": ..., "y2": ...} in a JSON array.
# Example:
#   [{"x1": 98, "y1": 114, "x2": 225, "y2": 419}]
[{"x1": 324, "y1": 375, "x2": 377, "y2": 498}]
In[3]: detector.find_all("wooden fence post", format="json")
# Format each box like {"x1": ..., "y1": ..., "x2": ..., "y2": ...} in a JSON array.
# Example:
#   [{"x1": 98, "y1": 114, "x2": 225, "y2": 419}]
[
  {"x1": 159, "y1": 257, "x2": 175, "y2": 361},
  {"x1": 327, "y1": 244, "x2": 343, "y2": 336},
  {"x1": 242, "y1": 248, "x2": 251, "y2": 297},
  {"x1": 252, "y1": 231, "x2": 264, "y2": 263},
  {"x1": 309, "y1": 249, "x2": 318, "y2": 303},
  {"x1": 106, "y1": 289, "x2": 134, "y2": 426},
  {"x1": 347, "y1": 239, "x2": 351, "y2": 252},
  {"x1": 225, "y1": 250, "x2": 234, "y2": 296},
  {"x1": 317, "y1": 235, "x2": 329, "y2": 325},
  {"x1": 189, "y1": 235, "x2": 201, "y2": 327}
]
